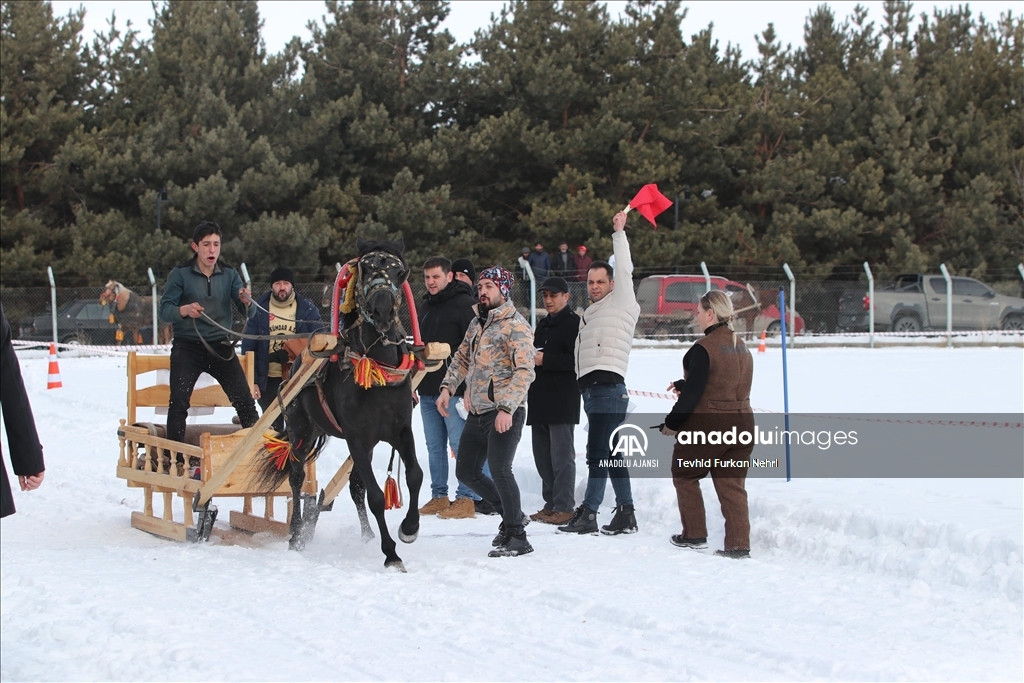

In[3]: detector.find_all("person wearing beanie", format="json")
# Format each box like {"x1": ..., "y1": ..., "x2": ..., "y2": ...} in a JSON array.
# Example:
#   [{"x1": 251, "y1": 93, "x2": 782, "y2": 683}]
[
  {"x1": 241, "y1": 265, "x2": 324, "y2": 431},
  {"x1": 437, "y1": 266, "x2": 536, "y2": 557},
  {"x1": 450, "y1": 258, "x2": 476, "y2": 288},
  {"x1": 159, "y1": 221, "x2": 260, "y2": 446}
]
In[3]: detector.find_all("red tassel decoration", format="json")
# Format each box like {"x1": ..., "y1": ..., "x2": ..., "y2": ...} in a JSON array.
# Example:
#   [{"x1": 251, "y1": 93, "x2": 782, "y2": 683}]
[{"x1": 384, "y1": 476, "x2": 401, "y2": 510}]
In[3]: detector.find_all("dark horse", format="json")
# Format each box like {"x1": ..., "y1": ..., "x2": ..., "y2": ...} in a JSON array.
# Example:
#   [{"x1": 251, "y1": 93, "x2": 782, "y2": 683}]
[{"x1": 257, "y1": 239, "x2": 423, "y2": 571}]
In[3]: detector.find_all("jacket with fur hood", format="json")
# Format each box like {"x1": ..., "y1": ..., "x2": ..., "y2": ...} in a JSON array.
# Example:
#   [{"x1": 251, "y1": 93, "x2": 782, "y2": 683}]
[{"x1": 574, "y1": 230, "x2": 641, "y2": 381}]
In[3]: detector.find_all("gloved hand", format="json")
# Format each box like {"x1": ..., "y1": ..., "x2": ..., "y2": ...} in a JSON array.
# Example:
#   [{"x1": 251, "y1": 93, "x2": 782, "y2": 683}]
[{"x1": 269, "y1": 348, "x2": 290, "y2": 365}]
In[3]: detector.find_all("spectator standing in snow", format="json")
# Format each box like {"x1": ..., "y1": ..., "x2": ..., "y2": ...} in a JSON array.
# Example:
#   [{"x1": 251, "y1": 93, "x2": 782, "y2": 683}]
[
  {"x1": 416, "y1": 256, "x2": 486, "y2": 519},
  {"x1": 661, "y1": 289, "x2": 754, "y2": 559},
  {"x1": 560, "y1": 211, "x2": 641, "y2": 536},
  {"x1": 527, "y1": 277, "x2": 581, "y2": 525},
  {"x1": 551, "y1": 241, "x2": 577, "y2": 281},
  {"x1": 526, "y1": 242, "x2": 551, "y2": 279},
  {"x1": 1, "y1": 305, "x2": 45, "y2": 518},
  {"x1": 573, "y1": 245, "x2": 593, "y2": 309},
  {"x1": 437, "y1": 267, "x2": 536, "y2": 557}
]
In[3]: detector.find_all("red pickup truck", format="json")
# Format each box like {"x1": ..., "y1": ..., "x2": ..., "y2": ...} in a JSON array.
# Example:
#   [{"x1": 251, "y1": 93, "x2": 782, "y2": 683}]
[{"x1": 635, "y1": 275, "x2": 805, "y2": 338}]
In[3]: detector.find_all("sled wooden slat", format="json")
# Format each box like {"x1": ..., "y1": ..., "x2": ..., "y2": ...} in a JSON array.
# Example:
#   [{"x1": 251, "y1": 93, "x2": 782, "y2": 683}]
[
  {"x1": 321, "y1": 457, "x2": 355, "y2": 508},
  {"x1": 196, "y1": 355, "x2": 328, "y2": 507}
]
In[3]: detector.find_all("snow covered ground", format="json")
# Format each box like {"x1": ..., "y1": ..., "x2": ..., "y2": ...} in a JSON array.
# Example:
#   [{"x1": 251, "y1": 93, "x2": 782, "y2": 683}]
[{"x1": 2, "y1": 347, "x2": 1021, "y2": 681}]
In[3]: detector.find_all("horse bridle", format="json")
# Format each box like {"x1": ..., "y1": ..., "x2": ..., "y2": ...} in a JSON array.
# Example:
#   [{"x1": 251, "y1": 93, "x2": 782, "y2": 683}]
[
  {"x1": 100, "y1": 282, "x2": 120, "y2": 306},
  {"x1": 355, "y1": 251, "x2": 408, "y2": 328}
]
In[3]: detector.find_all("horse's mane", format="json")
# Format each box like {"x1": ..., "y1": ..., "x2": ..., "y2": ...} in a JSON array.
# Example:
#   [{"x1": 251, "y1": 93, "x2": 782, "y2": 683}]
[{"x1": 356, "y1": 238, "x2": 406, "y2": 263}]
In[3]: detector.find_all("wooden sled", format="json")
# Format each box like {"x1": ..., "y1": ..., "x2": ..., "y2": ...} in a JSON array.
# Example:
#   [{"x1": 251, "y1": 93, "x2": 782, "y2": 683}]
[
  {"x1": 117, "y1": 337, "x2": 450, "y2": 544},
  {"x1": 116, "y1": 350, "x2": 318, "y2": 542}
]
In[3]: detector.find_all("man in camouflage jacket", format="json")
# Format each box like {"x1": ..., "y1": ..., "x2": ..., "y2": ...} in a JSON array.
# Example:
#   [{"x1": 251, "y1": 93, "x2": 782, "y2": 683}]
[{"x1": 437, "y1": 267, "x2": 536, "y2": 557}]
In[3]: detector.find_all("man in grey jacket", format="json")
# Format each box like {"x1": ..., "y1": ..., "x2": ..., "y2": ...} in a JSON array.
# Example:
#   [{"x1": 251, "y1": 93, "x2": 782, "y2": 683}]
[
  {"x1": 559, "y1": 211, "x2": 641, "y2": 536},
  {"x1": 159, "y1": 221, "x2": 259, "y2": 445}
]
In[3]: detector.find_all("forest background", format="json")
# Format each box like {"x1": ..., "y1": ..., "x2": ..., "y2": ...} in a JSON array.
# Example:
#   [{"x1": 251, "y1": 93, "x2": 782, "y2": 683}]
[{"x1": 2, "y1": 0, "x2": 1022, "y2": 291}]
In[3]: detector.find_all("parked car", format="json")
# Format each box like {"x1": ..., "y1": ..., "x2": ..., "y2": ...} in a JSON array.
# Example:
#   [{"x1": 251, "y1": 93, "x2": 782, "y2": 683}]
[
  {"x1": 838, "y1": 274, "x2": 1024, "y2": 332},
  {"x1": 19, "y1": 299, "x2": 121, "y2": 345},
  {"x1": 635, "y1": 275, "x2": 805, "y2": 337}
]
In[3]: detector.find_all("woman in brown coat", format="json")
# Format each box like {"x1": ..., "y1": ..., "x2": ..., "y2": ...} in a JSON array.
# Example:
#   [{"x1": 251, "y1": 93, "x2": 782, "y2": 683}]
[{"x1": 661, "y1": 290, "x2": 753, "y2": 558}]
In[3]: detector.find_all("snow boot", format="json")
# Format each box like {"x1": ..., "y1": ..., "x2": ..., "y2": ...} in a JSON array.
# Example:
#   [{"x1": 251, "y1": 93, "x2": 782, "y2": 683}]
[
  {"x1": 557, "y1": 505, "x2": 598, "y2": 535},
  {"x1": 715, "y1": 549, "x2": 751, "y2": 559},
  {"x1": 474, "y1": 499, "x2": 499, "y2": 516},
  {"x1": 492, "y1": 522, "x2": 510, "y2": 548},
  {"x1": 600, "y1": 503, "x2": 637, "y2": 535},
  {"x1": 488, "y1": 530, "x2": 533, "y2": 557},
  {"x1": 670, "y1": 535, "x2": 707, "y2": 549}
]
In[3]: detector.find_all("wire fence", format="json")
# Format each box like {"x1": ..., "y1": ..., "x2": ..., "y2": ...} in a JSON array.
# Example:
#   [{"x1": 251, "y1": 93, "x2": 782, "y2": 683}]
[{"x1": 4, "y1": 265, "x2": 1023, "y2": 349}]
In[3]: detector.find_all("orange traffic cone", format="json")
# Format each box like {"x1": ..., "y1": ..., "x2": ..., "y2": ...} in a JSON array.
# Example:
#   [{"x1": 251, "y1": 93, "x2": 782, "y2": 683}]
[
  {"x1": 757, "y1": 330, "x2": 767, "y2": 354},
  {"x1": 47, "y1": 343, "x2": 63, "y2": 389}
]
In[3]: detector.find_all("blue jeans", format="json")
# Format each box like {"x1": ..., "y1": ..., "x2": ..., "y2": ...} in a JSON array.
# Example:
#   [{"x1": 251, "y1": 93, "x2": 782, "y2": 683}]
[
  {"x1": 420, "y1": 395, "x2": 479, "y2": 500},
  {"x1": 581, "y1": 383, "x2": 633, "y2": 511}
]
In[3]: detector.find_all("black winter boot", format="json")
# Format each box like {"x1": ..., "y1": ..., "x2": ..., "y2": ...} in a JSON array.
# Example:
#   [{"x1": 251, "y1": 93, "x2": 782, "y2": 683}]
[
  {"x1": 488, "y1": 529, "x2": 533, "y2": 557},
  {"x1": 557, "y1": 505, "x2": 598, "y2": 535},
  {"x1": 715, "y1": 549, "x2": 751, "y2": 559},
  {"x1": 600, "y1": 503, "x2": 637, "y2": 535},
  {"x1": 670, "y1": 535, "x2": 707, "y2": 549},
  {"x1": 492, "y1": 522, "x2": 510, "y2": 548}
]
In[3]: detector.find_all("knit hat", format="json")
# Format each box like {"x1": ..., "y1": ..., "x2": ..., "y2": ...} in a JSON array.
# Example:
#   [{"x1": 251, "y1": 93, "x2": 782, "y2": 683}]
[
  {"x1": 269, "y1": 266, "x2": 295, "y2": 286},
  {"x1": 577, "y1": 245, "x2": 587, "y2": 254},
  {"x1": 450, "y1": 258, "x2": 476, "y2": 283},
  {"x1": 478, "y1": 266, "x2": 514, "y2": 299}
]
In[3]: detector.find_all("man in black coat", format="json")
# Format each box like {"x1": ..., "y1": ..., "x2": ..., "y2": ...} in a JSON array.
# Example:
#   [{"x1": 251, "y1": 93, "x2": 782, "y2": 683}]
[
  {"x1": 1, "y1": 305, "x2": 45, "y2": 518},
  {"x1": 527, "y1": 277, "x2": 581, "y2": 525},
  {"x1": 551, "y1": 241, "x2": 577, "y2": 281},
  {"x1": 416, "y1": 256, "x2": 486, "y2": 519}
]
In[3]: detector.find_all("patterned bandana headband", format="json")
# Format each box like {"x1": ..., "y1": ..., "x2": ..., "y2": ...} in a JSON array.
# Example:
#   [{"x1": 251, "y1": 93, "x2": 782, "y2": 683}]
[{"x1": 479, "y1": 266, "x2": 514, "y2": 299}]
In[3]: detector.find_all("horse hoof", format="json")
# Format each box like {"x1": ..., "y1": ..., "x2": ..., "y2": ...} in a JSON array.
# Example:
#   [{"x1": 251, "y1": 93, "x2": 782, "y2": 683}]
[
  {"x1": 384, "y1": 560, "x2": 407, "y2": 573},
  {"x1": 360, "y1": 529, "x2": 376, "y2": 544},
  {"x1": 289, "y1": 537, "x2": 305, "y2": 551},
  {"x1": 398, "y1": 528, "x2": 418, "y2": 544}
]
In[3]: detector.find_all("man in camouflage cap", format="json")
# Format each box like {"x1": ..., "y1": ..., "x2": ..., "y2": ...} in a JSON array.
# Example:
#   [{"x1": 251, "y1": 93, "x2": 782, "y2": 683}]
[{"x1": 437, "y1": 266, "x2": 536, "y2": 557}]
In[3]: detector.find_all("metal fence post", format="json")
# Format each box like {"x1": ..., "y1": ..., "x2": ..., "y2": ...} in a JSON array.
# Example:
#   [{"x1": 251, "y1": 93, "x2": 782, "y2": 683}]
[
  {"x1": 47, "y1": 266, "x2": 57, "y2": 348},
  {"x1": 517, "y1": 257, "x2": 536, "y2": 329},
  {"x1": 148, "y1": 268, "x2": 159, "y2": 345},
  {"x1": 782, "y1": 263, "x2": 796, "y2": 346},
  {"x1": 700, "y1": 261, "x2": 711, "y2": 293},
  {"x1": 863, "y1": 261, "x2": 874, "y2": 348},
  {"x1": 939, "y1": 263, "x2": 953, "y2": 348}
]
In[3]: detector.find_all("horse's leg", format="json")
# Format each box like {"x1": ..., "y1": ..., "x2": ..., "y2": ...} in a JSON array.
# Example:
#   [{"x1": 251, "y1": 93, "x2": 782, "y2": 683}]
[
  {"x1": 397, "y1": 424, "x2": 422, "y2": 544},
  {"x1": 348, "y1": 466, "x2": 375, "y2": 542},
  {"x1": 287, "y1": 454, "x2": 307, "y2": 550},
  {"x1": 284, "y1": 404, "x2": 315, "y2": 550},
  {"x1": 351, "y1": 447, "x2": 404, "y2": 571}
]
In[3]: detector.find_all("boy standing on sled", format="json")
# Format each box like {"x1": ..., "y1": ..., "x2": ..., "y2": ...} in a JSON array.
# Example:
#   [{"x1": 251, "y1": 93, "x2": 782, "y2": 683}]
[{"x1": 159, "y1": 221, "x2": 259, "y2": 445}]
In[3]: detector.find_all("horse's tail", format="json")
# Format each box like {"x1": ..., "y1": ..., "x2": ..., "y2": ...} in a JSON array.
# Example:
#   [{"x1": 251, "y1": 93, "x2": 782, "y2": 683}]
[{"x1": 253, "y1": 429, "x2": 329, "y2": 494}]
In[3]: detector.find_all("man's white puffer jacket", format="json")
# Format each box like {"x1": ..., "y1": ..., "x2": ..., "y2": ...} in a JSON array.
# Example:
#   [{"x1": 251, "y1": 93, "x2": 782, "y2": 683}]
[{"x1": 575, "y1": 230, "x2": 641, "y2": 380}]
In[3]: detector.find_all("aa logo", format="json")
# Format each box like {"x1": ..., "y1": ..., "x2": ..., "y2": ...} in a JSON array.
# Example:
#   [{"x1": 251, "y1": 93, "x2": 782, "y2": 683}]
[{"x1": 609, "y1": 424, "x2": 648, "y2": 458}]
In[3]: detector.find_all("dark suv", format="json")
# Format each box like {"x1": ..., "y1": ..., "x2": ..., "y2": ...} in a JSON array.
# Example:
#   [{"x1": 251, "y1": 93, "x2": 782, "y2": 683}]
[{"x1": 19, "y1": 300, "x2": 121, "y2": 345}]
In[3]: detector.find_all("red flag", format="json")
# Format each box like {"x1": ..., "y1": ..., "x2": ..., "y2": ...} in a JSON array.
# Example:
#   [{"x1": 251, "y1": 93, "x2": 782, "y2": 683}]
[{"x1": 625, "y1": 184, "x2": 673, "y2": 228}]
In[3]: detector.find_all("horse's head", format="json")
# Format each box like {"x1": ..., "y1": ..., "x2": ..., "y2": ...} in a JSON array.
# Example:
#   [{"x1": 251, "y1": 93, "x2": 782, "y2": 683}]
[
  {"x1": 355, "y1": 238, "x2": 409, "y2": 333},
  {"x1": 99, "y1": 280, "x2": 120, "y2": 306}
]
